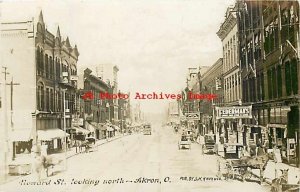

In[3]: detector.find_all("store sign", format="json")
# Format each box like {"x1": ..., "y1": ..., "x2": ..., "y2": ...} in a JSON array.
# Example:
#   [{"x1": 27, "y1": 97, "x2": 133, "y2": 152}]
[
  {"x1": 216, "y1": 106, "x2": 252, "y2": 119},
  {"x1": 185, "y1": 112, "x2": 200, "y2": 120}
]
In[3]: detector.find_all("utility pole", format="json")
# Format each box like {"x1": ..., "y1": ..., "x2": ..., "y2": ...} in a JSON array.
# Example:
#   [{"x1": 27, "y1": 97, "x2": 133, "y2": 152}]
[
  {"x1": 6, "y1": 77, "x2": 20, "y2": 160},
  {"x1": 6, "y1": 78, "x2": 20, "y2": 128},
  {"x1": 2, "y1": 66, "x2": 9, "y2": 180}
]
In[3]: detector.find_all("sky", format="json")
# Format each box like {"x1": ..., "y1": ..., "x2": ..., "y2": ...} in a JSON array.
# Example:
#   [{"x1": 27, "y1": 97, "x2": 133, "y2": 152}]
[{"x1": 1, "y1": 0, "x2": 235, "y2": 115}]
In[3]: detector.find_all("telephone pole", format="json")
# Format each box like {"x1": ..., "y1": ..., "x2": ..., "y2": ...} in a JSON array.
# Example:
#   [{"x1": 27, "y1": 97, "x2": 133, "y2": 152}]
[
  {"x1": 6, "y1": 77, "x2": 20, "y2": 128},
  {"x1": 6, "y1": 77, "x2": 20, "y2": 160},
  {"x1": 2, "y1": 66, "x2": 9, "y2": 180}
]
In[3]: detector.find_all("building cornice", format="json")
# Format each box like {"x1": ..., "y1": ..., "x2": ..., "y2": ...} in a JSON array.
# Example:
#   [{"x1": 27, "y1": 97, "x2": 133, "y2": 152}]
[{"x1": 217, "y1": 11, "x2": 237, "y2": 41}]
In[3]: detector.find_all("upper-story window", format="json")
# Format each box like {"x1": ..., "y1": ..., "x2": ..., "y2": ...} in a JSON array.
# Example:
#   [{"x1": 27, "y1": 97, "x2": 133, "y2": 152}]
[
  {"x1": 45, "y1": 54, "x2": 49, "y2": 78},
  {"x1": 49, "y1": 56, "x2": 53, "y2": 79}
]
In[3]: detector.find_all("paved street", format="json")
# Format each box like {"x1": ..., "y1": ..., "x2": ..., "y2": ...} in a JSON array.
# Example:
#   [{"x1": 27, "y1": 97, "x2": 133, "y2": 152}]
[{"x1": 1, "y1": 125, "x2": 270, "y2": 192}]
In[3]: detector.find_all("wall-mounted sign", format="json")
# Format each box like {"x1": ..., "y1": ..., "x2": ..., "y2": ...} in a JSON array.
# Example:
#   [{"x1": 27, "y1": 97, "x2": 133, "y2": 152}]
[{"x1": 216, "y1": 106, "x2": 252, "y2": 119}]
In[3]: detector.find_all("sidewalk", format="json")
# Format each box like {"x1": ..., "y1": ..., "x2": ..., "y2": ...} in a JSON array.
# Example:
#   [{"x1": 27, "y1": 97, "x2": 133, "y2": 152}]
[
  {"x1": 0, "y1": 133, "x2": 128, "y2": 185},
  {"x1": 251, "y1": 160, "x2": 300, "y2": 184},
  {"x1": 211, "y1": 142, "x2": 300, "y2": 185}
]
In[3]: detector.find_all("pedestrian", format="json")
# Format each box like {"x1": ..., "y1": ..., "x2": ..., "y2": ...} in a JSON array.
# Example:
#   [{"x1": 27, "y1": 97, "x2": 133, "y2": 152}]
[{"x1": 257, "y1": 144, "x2": 265, "y2": 156}]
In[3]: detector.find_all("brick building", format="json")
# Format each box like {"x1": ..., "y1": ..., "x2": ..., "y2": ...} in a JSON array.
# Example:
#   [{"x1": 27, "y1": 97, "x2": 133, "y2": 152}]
[{"x1": 238, "y1": 0, "x2": 299, "y2": 163}]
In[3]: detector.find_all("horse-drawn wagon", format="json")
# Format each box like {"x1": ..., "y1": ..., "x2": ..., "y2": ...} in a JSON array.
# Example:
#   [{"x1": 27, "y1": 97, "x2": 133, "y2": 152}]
[{"x1": 218, "y1": 144, "x2": 270, "y2": 184}]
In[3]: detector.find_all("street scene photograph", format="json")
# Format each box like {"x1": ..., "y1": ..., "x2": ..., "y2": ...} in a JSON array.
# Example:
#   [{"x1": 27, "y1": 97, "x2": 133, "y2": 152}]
[{"x1": 0, "y1": 0, "x2": 299, "y2": 192}]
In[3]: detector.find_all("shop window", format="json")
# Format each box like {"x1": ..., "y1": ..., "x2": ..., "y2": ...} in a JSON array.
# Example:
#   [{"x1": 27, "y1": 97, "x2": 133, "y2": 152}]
[{"x1": 15, "y1": 141, "x2": 32, "y2": 155}]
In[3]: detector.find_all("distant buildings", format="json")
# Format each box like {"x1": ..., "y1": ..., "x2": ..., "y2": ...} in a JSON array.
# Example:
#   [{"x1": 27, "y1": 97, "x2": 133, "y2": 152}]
[
  {"x1": 167, "y1": 102, "x2": 180, "y2": 124},
  {"x1": 199, "y1": 58, "x2": 224, "y2": 135}
]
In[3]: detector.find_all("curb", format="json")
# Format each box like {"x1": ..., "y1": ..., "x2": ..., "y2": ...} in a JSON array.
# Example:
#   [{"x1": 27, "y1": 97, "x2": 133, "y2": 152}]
[{"x1": 67, "y1": 134, "x2": 129, "y2": 159}]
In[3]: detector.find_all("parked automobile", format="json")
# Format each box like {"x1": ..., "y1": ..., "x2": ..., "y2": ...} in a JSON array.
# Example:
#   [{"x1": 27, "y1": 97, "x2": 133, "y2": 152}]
[
  {"x1": 84, "y1": 137, "x2": 97, "y2": 152},
  {"x1": 202, "y1": 134, "x2": 217, "y2": 154},
  {"x1": 178, "y1": 135, "x2": 191, "y2": 150},
  {"x1": 143, "y1": 124, "x2": 152, "y2": 135}
]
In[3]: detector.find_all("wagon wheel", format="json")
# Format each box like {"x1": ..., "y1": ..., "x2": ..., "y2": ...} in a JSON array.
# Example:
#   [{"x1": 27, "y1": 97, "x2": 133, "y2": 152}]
[
  {"x1": 225, "y1": 162, "x2": 234, "y2": 180},
  {"x1": 240, "y1": 167, "x2": 252, "y2": 181}
]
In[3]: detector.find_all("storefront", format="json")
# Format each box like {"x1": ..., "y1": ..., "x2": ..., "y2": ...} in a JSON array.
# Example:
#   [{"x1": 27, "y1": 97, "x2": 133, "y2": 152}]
[
  {"x1": 37, "y1": 129, "x2": 70, "y2": 155},
  {"x1": 106, "y1": 125, "x2": 115, "y2": 138},
  {"x1": 8, "y1": 129, "x2": 33, "y2": 175}
]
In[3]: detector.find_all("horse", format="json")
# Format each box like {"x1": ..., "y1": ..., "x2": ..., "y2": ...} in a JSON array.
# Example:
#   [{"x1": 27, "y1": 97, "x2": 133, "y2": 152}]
[
  {"x1": 238, "y1": 153, "x2": 271, "y2": 183},
  {"x1": 271, "y1": 169, "x2": 289, "y2": 192}
]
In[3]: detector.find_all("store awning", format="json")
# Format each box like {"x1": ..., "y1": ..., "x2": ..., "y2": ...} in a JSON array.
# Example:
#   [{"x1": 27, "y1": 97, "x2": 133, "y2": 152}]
[
  {"x1": 107, "y1": 126, "x2": 114, "y2": 131},
  {"x1": 10, "y1": 129, "x2": 32, "y2": 141},
  {"x1": 87, "y1": 123, "x2": 97, "y2": 132},
  {"x1": 243, "y1": 124, "x2": 266, "y2": 129},
  {"x1": 98, "y1": 124, "x2": 108, "y2": 131},
  {"x1": 267, "y1": 124, "x2": 287, "y2": 129},
  {"x1": 72, "y1": 126, "x2": 90, "y2": 135},
  {"x1": 37, "y1": 129, "x2": 70, "y2": 141}
]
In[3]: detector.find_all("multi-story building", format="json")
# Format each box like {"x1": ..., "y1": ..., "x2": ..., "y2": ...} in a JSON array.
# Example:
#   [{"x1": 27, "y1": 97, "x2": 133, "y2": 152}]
[
  {"x1": 217, "y1": 3, "x2": 243, "y2": 145},
  {"x1": 217, "y1": 4, "x2": 242, "y2": 106},
  {"x1": 118, "y1": 91, "x2": 130, "y2": 133},
  {"x1": 200, "y1": 58, "x2": 224, "y2": 135},
  {"x1": 35, "y1": 12, "x2": 79, "y2": 154},
  {"x1": 238, "y1": 0, "x2": 299, "y2": 163},
  {"x1": 1, "y1": 10, "x2": 79, "y2": 174},
  {"x1": 95, "y1": 64, "x2": 119, "y2": 126},
  {"x1": 78, "y1": 68, "x2": 111, "y2": 139},
  {"x1": 167, "y1": 101, "x2": 180, "y2": 125}
]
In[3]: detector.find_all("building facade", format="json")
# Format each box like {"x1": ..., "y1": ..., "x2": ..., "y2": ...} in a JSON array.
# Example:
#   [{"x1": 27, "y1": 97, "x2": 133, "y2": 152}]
[
  {"x1": 200, "y1": 58, "x2": 224, "y2": 135},
  {"x1": 1, "y1": 10, "x2": 80, "y2": 175},
  {"x1": 95, "y1": 64, "x2": 119, "y2": 126},
  {"x1": 79, "y1": 68, "x2": 111, "y2": 139},
  {"x1": 35, "y1": 11, "x2": 79, "y2": 154},
  {"x1": 238, "y1": 0, "x2": 299, "y2": 163},
  {"x1": 217, "y1": 4, "x2": 243, "y2": 145}
]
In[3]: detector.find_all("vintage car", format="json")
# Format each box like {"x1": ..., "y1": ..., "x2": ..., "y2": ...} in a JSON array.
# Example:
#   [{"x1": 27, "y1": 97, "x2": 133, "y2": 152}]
[
  {"x1": 178, "y1": 135, "x2": 191, "y2": 150},
  {"x1": 84, "y1": 137, "x2": 97, "y2": 152},
  {"x1": 143, "y1": 124, "x2": 152, "y2": 135},
  {"x1": 202, "y1": 134, "x2": 217, "y2": 154}
]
